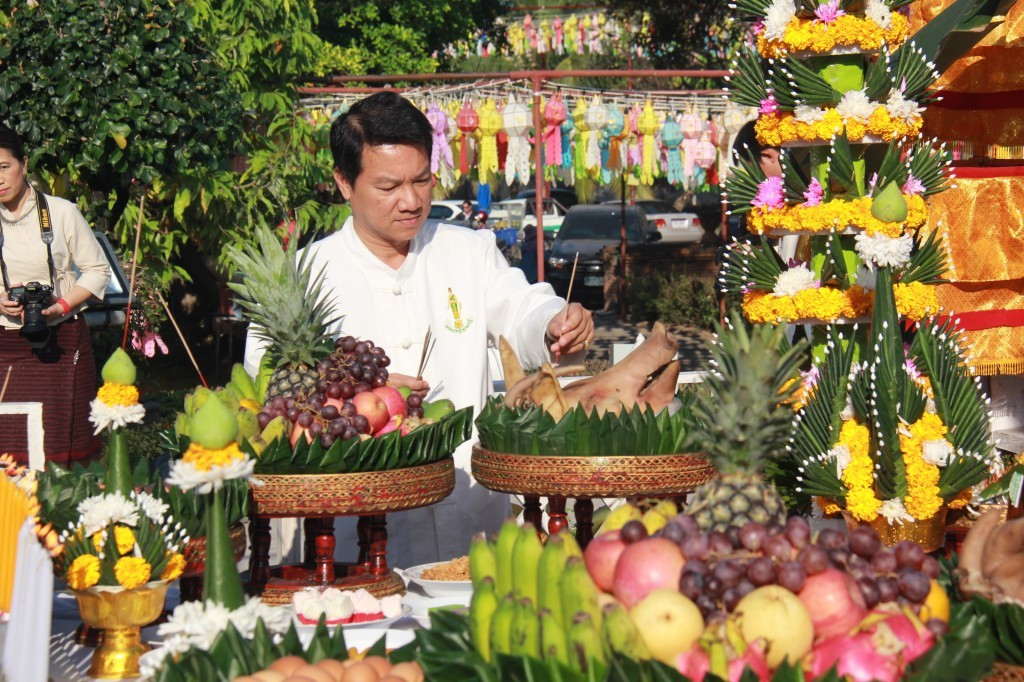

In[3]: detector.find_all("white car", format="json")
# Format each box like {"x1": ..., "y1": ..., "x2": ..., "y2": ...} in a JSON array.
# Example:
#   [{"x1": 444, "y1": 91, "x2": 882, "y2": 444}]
[
  {"x1": 488, "y1": 198, "x2": 568, "y2": 237},
  {"x1": 429, "y1": 200, "x2": 474, "y2": 223},
  {"x1": 603, "y1": 200, "x2": 704, "y2": 243}
]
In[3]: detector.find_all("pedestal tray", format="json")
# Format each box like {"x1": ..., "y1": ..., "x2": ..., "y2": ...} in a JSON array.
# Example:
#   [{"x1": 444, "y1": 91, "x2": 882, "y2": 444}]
[
  {"x1": 247, "y1": 458, "x2": 456, "y2": 605},
  {"x1": 471, "y1": 444, "x2": 715, "y2": 548}
]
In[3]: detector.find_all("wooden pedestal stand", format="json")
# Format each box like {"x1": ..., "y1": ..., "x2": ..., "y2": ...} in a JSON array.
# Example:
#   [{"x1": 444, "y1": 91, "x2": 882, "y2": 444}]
[
  {"x1": 246, "y1": 458, "x2": 456, "y2": 605},
  {"x1": 471, "y1": 444, "x2": 715, "y2": 548}
]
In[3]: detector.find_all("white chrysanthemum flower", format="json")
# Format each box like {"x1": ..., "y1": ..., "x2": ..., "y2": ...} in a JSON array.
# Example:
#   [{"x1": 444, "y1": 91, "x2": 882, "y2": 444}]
[
  {"x1": 794, "y1": 105, "x2": 827, "y2": 124},
  {"x1": 773, "y1": 264, "x2": 818, "y2": 297},
  {"x1": 836, "y1": 89, "x2": 876, "y2": 121},
  {"x1": 828, "y1": 444, "x2": 852, "y2": 477},
  {"x1": 885, "y1": 88, "x2": 924, "y2": 123},
  {"x1": 865, "y1": 0, "x2": 892, "y2": 28},
  {"x1": 855, "y1": 266, "x2": 878, "y2": 291},
  {"x1": 89, "y1": 399, "x2": 146, "y2": 435},
  {"x1": 922, "y1": 439, "x2": 954, "y2": 467},
  {"x1": 855, "y1": 232, "x2": 914, "y2": 268},
  {"x1": 763, "y1": 0, "x2": 797, "y2": 41},
  {"x1": 132, "y1": 490, "x2": 169, "y2": 524},
  {"x1": 166, "y1": 458, "x2": 255, "y2": 494},
  {"x1": 78, "y1": 492, "x2": 140, "y2": 536},
  {"x1": 879, "y1": 498, "x2": 914, "y2": 526}
]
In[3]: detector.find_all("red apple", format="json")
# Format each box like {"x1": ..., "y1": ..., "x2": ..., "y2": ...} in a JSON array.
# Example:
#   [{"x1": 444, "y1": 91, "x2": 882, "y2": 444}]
[
  {"x1": 289, "y1": 422, "x2": 312, "y2": 447},
  {"x1": 372, "y1": 386, "x2": 408, "y2": 419},
  {"x1": 612, "y1": 538, "x2": 685, "y2": 608},
  {"x1": 352, "y1": 391, "x2": 389, "y2": 433},
  {"x1": 798, "y1": 568, "x2": 867, "y2": 641},
  {"x1": 583, "y1": 530, "x2": 627, "y2": 592},
  {"x1": 375, "y1": 414, "x2": 403, "y2": 436}
]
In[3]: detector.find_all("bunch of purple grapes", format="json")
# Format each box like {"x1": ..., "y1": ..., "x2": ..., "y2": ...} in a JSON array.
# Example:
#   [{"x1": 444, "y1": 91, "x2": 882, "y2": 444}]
[
  {"x1": 256, "y1": 336, "x2": 423, "y2": 448},
  {"x1": 622, "y1": 514, "x2": 940, "y2": 628}
]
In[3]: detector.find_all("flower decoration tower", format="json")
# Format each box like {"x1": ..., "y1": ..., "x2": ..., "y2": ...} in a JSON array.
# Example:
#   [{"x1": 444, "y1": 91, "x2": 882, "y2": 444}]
[{"x1": 720, "y1": 0, "x2": 998, "y2": 545}]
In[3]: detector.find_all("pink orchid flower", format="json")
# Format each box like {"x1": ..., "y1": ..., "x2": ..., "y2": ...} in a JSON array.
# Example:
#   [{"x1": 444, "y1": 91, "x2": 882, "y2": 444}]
[
  {"x1": 803, "y1": 177, "x2": 825, "y2": 206},
  {"x1": 902, "y1": 174, "x2": 925, "y2": 196},
  {"x1": 132, "y1": 329, "x2": 169, "y2": 358},
  {"x1": 753, "y1": 176, "x2": 786, "y2": 209},
  {"x1": 758, "y1": 94, "x2": 780, "y2": 115},
  {"x1": 814, "y1": 0, "x2": 846, "y2": 23}
]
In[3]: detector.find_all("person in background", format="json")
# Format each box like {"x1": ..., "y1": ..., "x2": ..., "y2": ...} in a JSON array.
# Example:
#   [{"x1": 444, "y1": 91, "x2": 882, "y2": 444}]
[
  {"x1": 0, "y1": 123, "x2": 111, "y2": 465},
  {"x1": 458, "y1": 199, "x2": 474, "y2": 223}
]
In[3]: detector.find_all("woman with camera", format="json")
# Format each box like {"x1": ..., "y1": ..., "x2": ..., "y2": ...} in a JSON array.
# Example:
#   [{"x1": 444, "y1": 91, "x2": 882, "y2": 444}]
[{"x1": 0, "y1": 124, "x2": 111, "y2": 466}]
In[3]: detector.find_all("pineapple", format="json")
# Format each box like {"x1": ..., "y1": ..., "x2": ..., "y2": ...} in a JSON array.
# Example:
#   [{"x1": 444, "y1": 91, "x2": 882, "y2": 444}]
[
  {"x1": 226, "y1": 224, "x2": 338, "y2": 400},
  {"x1": 686, "y1": 313, "x2": 806, "y2": 532}
]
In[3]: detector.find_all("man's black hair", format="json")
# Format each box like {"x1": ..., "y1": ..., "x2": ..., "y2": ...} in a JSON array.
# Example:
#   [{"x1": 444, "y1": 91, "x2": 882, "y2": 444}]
[
  {"x1": 0, "y1": 123, "x2": 26, "y2": 160},
  {"x1": 330, "y1": 92, "x2": 433, "y2": 186},
  {"x1": 731, "y1": 120, "x2": 774, "y2": 163}
]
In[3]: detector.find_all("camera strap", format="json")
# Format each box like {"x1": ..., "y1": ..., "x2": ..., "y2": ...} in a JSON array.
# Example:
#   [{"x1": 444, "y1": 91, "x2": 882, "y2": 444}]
[{"x1": 0, "y1": 189, "x2": 59, "y2": 293}]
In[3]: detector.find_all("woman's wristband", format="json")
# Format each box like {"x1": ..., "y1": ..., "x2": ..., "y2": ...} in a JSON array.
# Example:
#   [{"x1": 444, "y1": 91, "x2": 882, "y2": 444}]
[{"x1": 56, "y1": 298, "x2": 71, "y2": 315}]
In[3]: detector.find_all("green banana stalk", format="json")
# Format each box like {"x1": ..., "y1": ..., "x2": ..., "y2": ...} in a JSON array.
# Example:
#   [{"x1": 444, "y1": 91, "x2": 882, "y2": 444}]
[
  {"x1": 509, "y1": 597, "x2": 540, "y2": 658},
  {"x1": 537, "y1": 534, "x2": 568, "y2": 628},
  {"x1": 230, "y1": 363, "x2": 258, "y2": 401},
  {"x1": 539, "y1": 608, "x2": 569, "y2": 666},
  {"x1": 512, "y1": 526, "x2": 543, "y2": 603},
  {"x1": 601, "y1": 602, "x2": 651, "y2": 660},
  {"x1": 559, "y1": 557, "x2": 603, "y2": 633},
  {"x1": 490, "y1": 594, "x2": 517, "y2": 656},
  {"x1": 469, "y1": 532, "x2": 497, "y2": 591},
  {"x1": 469, "y1": 577, "x2": 499, "y2": 662},
  {"x1": 494, "y1": 519, "x2": 519, "y2": 598},
  {"x1": 566, "y1": 612, "x2": 606, "y2": 674}
]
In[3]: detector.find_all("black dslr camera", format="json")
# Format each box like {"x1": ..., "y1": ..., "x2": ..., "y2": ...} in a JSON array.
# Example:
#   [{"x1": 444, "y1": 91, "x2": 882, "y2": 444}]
[{"x1": 9, "y1": 281, "x2": 54, "y2": 337}]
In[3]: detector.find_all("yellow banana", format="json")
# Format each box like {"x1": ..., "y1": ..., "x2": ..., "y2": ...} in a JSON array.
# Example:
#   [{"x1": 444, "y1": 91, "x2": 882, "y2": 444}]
[
  {"x1": 509, "y1": 597, "x2": 540, "y2": 658},
  {"x1": 709, "y1": 638, "x2": 729, "y2": 680},
  {"x1": 537, "y1": 534, "x2": 568, "y2": 628},
  {"x1": 512, "y1": 526, "x2": 543, "y2": 603},
  {"x1": 230, "y1": 363, "x2": 258, "y2": 402},
  {"x1": 495, "y1": 518, "x2": 519, "y2": 598},
  {"x1": 559, "y1": 557, "x2": 603, "y2": 632},
  {"x1": 600, "y1": 602, "x2": 650, "y2": 661},
  {"x1": 561, "y1": 530, "x2": 583, "y2": 558},
  {"x1": 641, "y1": 509, "x2": 667, "y2": 535},
  {"x1": 597, "y1": 503, "x2": 641, "y2": 536},
  {"x1": 539, "y1": 608, "x2": 569, "y2": 665},
  {"x1": 651, "y1": 499, "x2": 678, "y2": 519},
  {"x1": 566, "y1": 612, "x2": 606, "y2": 674},
  {"x1": 469, "y1": 577, "x2": 499, "y2": 661},
  {"x1": 469, "y1": 532, "x2": 497, "y2": 590},
  {"x1": 489, "y1": 594, "x2": 517, "y2": 656}
]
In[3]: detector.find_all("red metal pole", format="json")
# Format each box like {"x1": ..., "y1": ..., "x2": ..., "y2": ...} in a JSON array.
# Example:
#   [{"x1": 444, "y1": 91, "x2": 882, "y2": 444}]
[
  {"x1": 304, "y1": 69, "x2": 730, "y2": 86},
  {"x1": 532, "y1": 75, "x2": 546, "y2": 283}
]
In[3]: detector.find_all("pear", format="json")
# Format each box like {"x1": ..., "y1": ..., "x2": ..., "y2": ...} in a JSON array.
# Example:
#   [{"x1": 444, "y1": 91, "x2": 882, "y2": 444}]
[
  {"x1": 187, "y1": 386, "x2": 214, "y2": 416},
  {"x1": 870, "y1": 181, "x2": 908, "y2": 223},
  {"x1": 188, "y1": 393, "x2": 238, "y2": 450},
  {"x1": 100, "y1": 347, "x2": 137, "y2": 385}
]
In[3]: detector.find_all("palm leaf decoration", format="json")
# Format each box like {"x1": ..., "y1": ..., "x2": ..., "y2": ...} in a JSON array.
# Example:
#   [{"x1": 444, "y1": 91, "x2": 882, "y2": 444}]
[
  {"x1": 730, "y1": 0, "x2": 777, "y2": 20},
  {"x1": 868, "y1": 267, "x2": 909, "y2": 500},
  {"x1": 723, "y1": 149, "x2": 769, "y2": 214},
  {"x1": 910, "y1": 318, "x2": 995, "y2": 498},
  {"x1": 907, "y1": 140, "x2": 954, "y2": 196},
  {"x1": 780, "y1": 150, "x2": 810, "y2": 201},
  {"x1": 720, "y1": 236, "x2": 785, "y2": 294},
  {"x1": 727, "y1": 47, "x2": 773, "y2": 109},
  {"x1": 900, "y1": 228, "x2": 950, "y2": 285},
  {"x1": 827, "y1": 133, "x2": 863, "y2": 196},
  {"x1": 871, "y1": 142, "x2": 911, "y2": 198},
  {"x1": 775, "y1": 58, "x2": 844, "y2": 107}
]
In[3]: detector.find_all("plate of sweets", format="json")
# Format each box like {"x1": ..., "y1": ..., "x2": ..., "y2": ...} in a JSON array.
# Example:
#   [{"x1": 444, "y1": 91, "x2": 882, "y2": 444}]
[
  {"x1": 402, "y1": 555, "x2": 473, "y2": 599},
  {"x1": 291, "y1": 587, "x2": 410, "y2": 631}
]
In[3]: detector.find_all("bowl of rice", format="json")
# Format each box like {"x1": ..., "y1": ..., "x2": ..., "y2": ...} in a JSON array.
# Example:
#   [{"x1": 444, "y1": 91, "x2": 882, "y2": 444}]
[{"x1": 401, "y1": 556, "x2": 473, "y2": 599}]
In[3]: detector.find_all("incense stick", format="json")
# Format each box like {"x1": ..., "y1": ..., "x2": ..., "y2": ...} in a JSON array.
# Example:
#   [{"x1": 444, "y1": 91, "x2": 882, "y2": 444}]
[
  {"x1": 121, "y1": 193, "x2": 146, "y2": 349},
  {"x1": 416, "y1": 327, "x2": 437, "y2": 381},
  {"x1": 155, "y1": 290, "x2": 208, "y2": 388},
  {"x1": 553, "y1": 252, "x2": 580, "y2": 364}
]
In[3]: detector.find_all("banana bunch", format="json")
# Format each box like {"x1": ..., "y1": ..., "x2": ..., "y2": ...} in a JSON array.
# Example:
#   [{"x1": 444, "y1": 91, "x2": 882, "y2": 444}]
[
  {"x1": 174, "y1": 364, "x2": 282, "y2": 455},
  {"x1": 468, "y1": 520, "x2": 649, "y2": 673},
  {"x1": 596, "y1": 499, "x2": 677, "y2": 536}
]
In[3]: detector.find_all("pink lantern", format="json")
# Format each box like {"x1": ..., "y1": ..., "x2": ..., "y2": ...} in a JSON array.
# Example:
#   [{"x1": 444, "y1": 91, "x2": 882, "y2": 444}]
[
  {"x1": 680, "y1": 108, "x2": 704, "y2": 140},
  {"x1": 456, "y1": 100, "x2": 480, "y2": 175}
]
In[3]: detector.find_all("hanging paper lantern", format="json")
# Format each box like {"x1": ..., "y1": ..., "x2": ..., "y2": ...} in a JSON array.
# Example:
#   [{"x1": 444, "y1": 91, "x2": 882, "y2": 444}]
[
  {"x1": 456, "y1": 100, "x2": 480, "y2": 175},
  {"x1": 503, "y1": 95, "x2": 531, "y2": 186},
  {"x1": 584, "y1": 96, "x2": 608, "y2": 177},
  {"x1": 477, "y1": 99, "x2": 502, "y2": 185},
  {"x1": 638, "y1": 100, "x2": 659, "y2": 185},
  {"x1": 723, "y1": 102, "x2": 749, "y2": 133},
  {"x1": 572, "y1": 98, "x2": 590, "y2": 181},
  {"x1": 694, "y1": 132, "x2": 717, "y2": 169},
  {"x1": 605, "y1": 106, "x2": 626, "y2": 172},
  {"x1": 680, "y1": 107, "x2": 704, "y2": 140},
  {"x1": 543, "y1": 95, "x2": 568, "y2": 167},
  {"x1": 426, "y1": 103, "x2": 455, "y2": 189},
  {"x1": 661, "y1": 115, "x2": 685, "y2": 185}
]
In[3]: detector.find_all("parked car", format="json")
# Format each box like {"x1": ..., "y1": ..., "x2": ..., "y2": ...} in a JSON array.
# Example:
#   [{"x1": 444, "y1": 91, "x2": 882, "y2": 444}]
[
  {"x1": 602, "y1": 199, "x2": 703, "y2": 243},
  {"x1": 488, "y1": 197, "x2": 569, "y2": 245},
  {"x1": 546, "y1": 205, "x2": 660, "y2": 300},
  {"x1": 429, "y1": 200, "x2": 474, "y2": 223},
  {"x1": 517, "y1": 187, "x2": 579, "y2": 210}
]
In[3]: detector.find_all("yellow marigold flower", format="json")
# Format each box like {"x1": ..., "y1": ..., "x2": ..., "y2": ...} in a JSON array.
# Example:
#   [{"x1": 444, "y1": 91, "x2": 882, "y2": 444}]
[
  {"x1": 846, "y1": 487, "x2": 882, "y2": 522},
  {"x1": 91, "y1": 531, "x2": 104, "y2": 553},
  {"x1": 160, "y1": 553, "x2": 187, "y2": 582},
  {"x1": 97, "y1": 382, "x2": 140, "y2": 407},
  {"x1": 757, "y1": 13, "x2": 910, "y2": 58},
  {"x1": 114, "y1": 525, "x2": 136, "y2": 555},
  {"x1": 906, "y1": 486, "x2": 944, "y2": 521},
  {"x1": 67, "y1": 554, "x2": 102, "y2": 590},
  {"x1": 818, "y1": 497, "x2": 842, "y2": 516},
  {"x1": 182, "y1": 441, "x2": 245, "y2": 472},
  {"x1": 894, "y1": 282, "x2": 937, "y2": 321},
  {"x1": 948, "y1": 488, "x2": 973, "y2": 510},
  {"x1": 749, "y1": 196, "x2": 921, "y2": 237},
  {"x1": 114, "y1": 556, "x2": 152, "y2": 590},
  {"x1": 756, "y1": 106, "x2": 922, "y2": 147}
]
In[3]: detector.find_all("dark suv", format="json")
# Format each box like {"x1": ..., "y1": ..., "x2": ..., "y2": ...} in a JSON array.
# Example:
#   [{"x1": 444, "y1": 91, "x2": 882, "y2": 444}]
[{"x1": 545, "y1": 205, "x2": 660, "y2": 299}]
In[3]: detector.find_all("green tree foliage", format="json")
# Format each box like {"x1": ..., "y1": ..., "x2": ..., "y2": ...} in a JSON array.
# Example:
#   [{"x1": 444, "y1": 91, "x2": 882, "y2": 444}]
[
  {"x1": 315, "y1": 0, "x2": 510, "y2": 74},
  {"x1": 0, "y1": 0, "x2": 244, "y2": 230}
]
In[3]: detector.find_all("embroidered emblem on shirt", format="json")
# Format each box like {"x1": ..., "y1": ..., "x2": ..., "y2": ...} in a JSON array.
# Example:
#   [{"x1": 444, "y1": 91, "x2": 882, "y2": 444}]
[{"x1": 444, "y1": 287, "x2": 473, "y2": 333}]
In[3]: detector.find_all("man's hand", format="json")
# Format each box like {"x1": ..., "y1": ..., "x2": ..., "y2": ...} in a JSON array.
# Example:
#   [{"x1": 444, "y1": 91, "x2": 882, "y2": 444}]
[
  {"x1": 0, "y1": 283, "x2": 24, "y2": 319},
  {"x1": 388, "y1": 373, "x2": 430, "y2": 396},
  {"x1": 546, "y1": 303, "x2": 594, "y2": 355}
]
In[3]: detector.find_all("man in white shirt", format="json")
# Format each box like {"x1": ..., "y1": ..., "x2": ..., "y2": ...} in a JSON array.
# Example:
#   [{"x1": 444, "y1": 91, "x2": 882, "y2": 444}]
[{"x1": 245, "y1": 92, "x2": 593, "y2": 565}]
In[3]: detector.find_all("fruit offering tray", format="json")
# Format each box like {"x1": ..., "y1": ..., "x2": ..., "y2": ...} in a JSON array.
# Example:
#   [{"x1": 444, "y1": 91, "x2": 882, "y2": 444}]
[
  {"x1": 471, "y1": 444, "x2": 715, "y2": 499},
  {"x1": 252, "y1": 405, "x2": 473, "y2": 475}
]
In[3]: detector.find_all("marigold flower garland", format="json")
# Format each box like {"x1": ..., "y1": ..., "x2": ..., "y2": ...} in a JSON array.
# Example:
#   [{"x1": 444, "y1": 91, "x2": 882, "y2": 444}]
[
  {"x1": 755, "y1": 108, "x2": 922, "y2": 147},
  {"x1": 747, "y1": 193, "x2": 927, "y2": 237},
  {"x1": 757, "y1": 11, "x2": 910, "y2": 58},
  {"x1": 742, "y1": 282, "x2": 936, "y2": 323}
]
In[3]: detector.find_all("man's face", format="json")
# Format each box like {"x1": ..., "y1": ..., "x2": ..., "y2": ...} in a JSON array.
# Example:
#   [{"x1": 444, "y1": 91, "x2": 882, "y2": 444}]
[
  {"x1": 334, "y1": 144, "x2": 434, "y2": 247},
  {"x1": 462, "y1": 202, "x2": 472, "y2": 213},
  {"x1": 759, "y1": 147, "x2": 782, "y2": 178}
]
